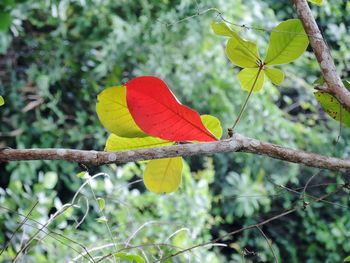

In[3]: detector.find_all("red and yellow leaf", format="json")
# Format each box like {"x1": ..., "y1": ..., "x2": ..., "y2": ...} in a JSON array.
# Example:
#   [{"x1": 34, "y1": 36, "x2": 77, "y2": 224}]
[{"x1": 126, "y1": 76, "x2": 217, "y2": 142}]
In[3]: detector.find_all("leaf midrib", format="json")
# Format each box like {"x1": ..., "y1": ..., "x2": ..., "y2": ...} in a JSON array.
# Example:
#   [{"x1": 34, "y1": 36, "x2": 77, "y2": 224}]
[
  {"x1": 133, "y1": 90, "x2": 217, "y2": 141},
  {"x1": 265, "y1": 27, "x2": 302, "y2": 65}
]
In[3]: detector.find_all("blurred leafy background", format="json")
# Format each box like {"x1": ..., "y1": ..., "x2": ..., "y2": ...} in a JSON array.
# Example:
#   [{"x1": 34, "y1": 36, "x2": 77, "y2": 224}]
[{"x1": 0, "y1": 0, "x2": 350, "y2": 262}]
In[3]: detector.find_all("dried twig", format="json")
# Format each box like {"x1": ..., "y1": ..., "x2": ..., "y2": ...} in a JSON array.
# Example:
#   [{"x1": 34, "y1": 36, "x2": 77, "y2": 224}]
[{"x1": 1, "y1": 133, "x2": 350, "y2": 172}]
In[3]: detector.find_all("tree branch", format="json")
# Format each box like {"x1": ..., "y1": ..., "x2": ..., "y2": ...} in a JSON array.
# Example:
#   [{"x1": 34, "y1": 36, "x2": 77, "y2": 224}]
[
  {"x1": 1, "y1": 133, "x2": 349, "y2": 171},
  {"x1": 293, "y1": 0, "x2": 350, "y2": 112}
]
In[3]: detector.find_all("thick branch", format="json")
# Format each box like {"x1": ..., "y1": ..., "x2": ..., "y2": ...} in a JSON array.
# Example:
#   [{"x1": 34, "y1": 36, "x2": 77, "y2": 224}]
[
  {"x1": 293, "y1": 0, "x2": 350, "y2": 112},
  {"x1": 1, "y1": 133, "x2": 349, "y2": 171}
]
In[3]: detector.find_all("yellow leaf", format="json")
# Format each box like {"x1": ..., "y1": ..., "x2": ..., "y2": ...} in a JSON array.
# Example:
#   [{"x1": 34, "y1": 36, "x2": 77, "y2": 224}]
[
  {"x1": 144, "y1": 157, "x2": 183, "y2": 193},
  {"x1": 238, "y1": 68, "x2": 265, "y2": 92},
  {"x1": 96, "y1": 86, "x2": 146, "y2": 137},
  {"x1": 200, "y1": 115, "x2": 222, "y2": 139},
  {"x1": 0, "y1": 96, "x2": 4, "y2": 106},
  {"x1": 105, "y1": 134, "x2": 173, "y2": 151},
  {"x1": 226, "y1": 38, "x2": 260, "y2": 68}
]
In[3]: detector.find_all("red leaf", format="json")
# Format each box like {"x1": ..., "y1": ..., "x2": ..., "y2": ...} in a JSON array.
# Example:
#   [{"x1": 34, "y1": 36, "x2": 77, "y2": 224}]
[{"x1": 125, "y1": 76, "x2": 217, "y2": 142}]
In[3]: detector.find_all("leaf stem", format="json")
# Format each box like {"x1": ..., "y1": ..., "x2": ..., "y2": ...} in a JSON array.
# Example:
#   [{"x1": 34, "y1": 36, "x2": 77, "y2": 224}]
[{"x1": 229, "y1": 66, "x2": 263, "y2": 135}]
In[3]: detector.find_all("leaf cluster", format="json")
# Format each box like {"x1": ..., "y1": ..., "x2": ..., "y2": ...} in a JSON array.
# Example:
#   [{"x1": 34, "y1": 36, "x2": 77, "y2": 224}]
[{"x1": 96, "y1": 76, "x2": 223, "y2": 193}]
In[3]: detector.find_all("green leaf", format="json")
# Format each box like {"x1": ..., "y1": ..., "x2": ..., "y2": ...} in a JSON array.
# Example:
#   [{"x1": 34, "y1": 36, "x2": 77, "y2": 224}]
[
  {"x1": 200, "y1": 115, "x2": 223, "y2": 139},
  {"x1": 212, "y1": 21, "x2": 261, "y2": 69},
  {"x1": 97, "y1": 198, "x2": 105, "y2": 211},
  {"x1": 105, "y1": 134, "x2": 173, "y2": 152},
  {"x1": 0, "y1": 96, "x2": 4, "y2": 106},
  {"x1": 115, "y1": 252, "x2": 145, "y2": 263},
  {"x1": 144, "y1": 157, "x2": 183, "y2": 193},
  {"x1": 43, "y1": 172, "x2": 58, "y2": 189},
  {"x1": 315, "y1": 91, "x2": 350, "y2": 127},
  {"x1": 211, "y1": 21, "x2": 240, "y2": 39},
  {"x1": 264, "y1": 68, "x2": 285, "y2": 85},
  {"x1": 264, "y1": 19, "x2": 309, "y2": 65},
  {"x1": 76, "y1": 171, "x2": 88, "y2": 178},
  {"x1": 308, "y1": 0, "x2": 323, "y2": 5},
  {"x1": 0, "y1": 12, "x2": 12, "y2": 32},
  {"x1": 0, "y1": 0, "x2": 16, "y2": 8},
  {"x1": 96, "y1": 86, "x2": 147, "y2": 138},
  {"x1": 226, "y1": 37, "x2": 260, "y2": 68},
  {"x1": 238, "y1": 68, "x2": 265, "y2": 92}
]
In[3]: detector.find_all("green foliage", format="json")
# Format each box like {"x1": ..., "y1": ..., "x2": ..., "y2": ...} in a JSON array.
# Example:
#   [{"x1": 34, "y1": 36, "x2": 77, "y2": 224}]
[
  {"x1": 0, "y1": 95, "x2": 4, "y2": 106},
  {"x1": 222, "y1": 171, "x2": 270, "y2": 218},
  {"x1": 115, "y1": 252, "x2": 145, "y2": 263},
  {"x1": 0, "y1": 0, "x2": 349, "y2": 262},
  {"x1": 0, "y1": 12, "x2": 12, "y2": 32},
  {"x1": 0, "y1": 0, "x2": 16, "y2": 32}
]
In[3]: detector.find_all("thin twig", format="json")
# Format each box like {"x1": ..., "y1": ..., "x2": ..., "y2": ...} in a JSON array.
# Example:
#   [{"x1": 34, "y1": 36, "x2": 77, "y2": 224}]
[
  {"x1": 162, "y1": 6, "x2": 324, "y2": 41},
  {"x1": 256, "y1": 226, "x2": 278, "y2": 263},
  {"x1": 301, "y1": 170, "x2": 321, "y2": 204},
  {"x1": 13, "y1": 203, "x2": 74, "y2": 262},
  {"x1": 157, "y1": 208, "x2": 296, "y2": 262},
  {"x1": 0, "y1": 205, "x2": 95, "y2": 262},
  {"x1": 0, "y1": 201, "x2": 38, "y2": 255},
  {"x1": 17, "y1": 221, "x2": 96, "y2": 263},
  {"x1": 157, "y1": 185, "x2": 343, "y2": 262},
  {"x1": 230, "y1": 67, "x2": 263, "y2": 134}
]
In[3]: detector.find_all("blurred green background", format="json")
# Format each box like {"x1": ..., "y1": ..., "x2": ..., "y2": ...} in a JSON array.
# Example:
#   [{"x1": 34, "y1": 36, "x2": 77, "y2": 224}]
[{"x1": 0, "y1": 0, "x2": 350, "y2": 262}]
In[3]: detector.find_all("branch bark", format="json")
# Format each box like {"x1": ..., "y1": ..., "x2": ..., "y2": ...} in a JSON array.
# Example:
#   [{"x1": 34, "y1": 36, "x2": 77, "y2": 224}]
[
  {"x1": 293, "y1": 0, "x2": 350, "y2": 112},
  {"x1": 1, "y1": 133, "x2": 349, "y2": 172}
]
